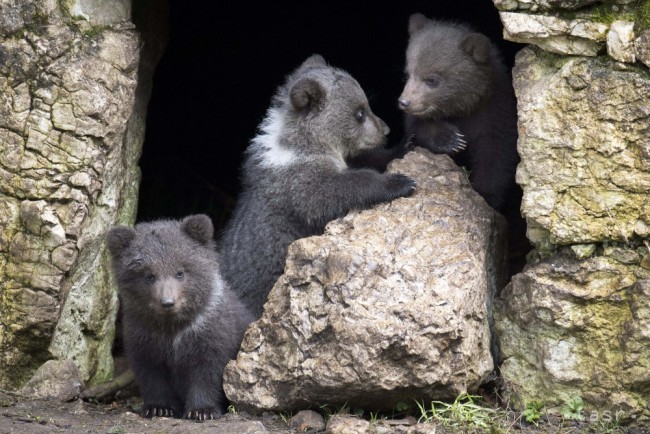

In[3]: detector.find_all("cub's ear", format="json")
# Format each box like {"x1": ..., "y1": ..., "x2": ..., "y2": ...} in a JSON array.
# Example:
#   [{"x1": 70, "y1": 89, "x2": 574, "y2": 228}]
[
  {"x1": 461, "y1": 33, "x2": 491, "y2": 64},
  {"x1": 181, "y1": 214, "x2": 214, "y2": 245},
  {"x1": 290, "y1": 77, "x2": 325, "y2": 112},
  {"x1": 408, "y1": 13, "x2": 429, "y2": 35},
  {"x1": 297, "y1": 54, "x2": 327, "y2": 71},
  {"x1": 107, "y1": 226, "x2": 136, "y2": 257}
]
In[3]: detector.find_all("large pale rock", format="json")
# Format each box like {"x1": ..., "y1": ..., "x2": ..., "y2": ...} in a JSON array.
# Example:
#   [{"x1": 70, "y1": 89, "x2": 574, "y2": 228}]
[
  {"x1": 499, "y1": 12, "x2": 608, "y2": 56},
  {"x1": 496, "y1": 2, "x2": 647, "y2": 63},
  {"x1": 63, "y1": 0, "x2": 131, "y2": 25},
  {"x1": 513, "y1": 47, "x2": 650, "y2": 250},
  {"x1": 224, "y1": 149, "x2": 508, "y2": 412},
  {"x1": 496, "y1": 253, "x2": 650, "y2": 419},
  {"x1": 0, "y1": 0, "x2": 162, "y2": 389},
  {"x1": 494, "y1": 0, "x2": 634, "y2": 12}
]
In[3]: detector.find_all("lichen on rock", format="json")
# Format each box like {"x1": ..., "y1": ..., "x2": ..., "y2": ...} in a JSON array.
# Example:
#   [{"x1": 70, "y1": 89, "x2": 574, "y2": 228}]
[
  {"x1": 0, "y1": 0, "x2": 148, "y2": 390},
  {"x1": 494, "y1": 0, "x2": 650, "y2": 66},
  {"x1": 513, "y1": 46, "x2": 650, "y2": 251},
  {"x1": 495, "y1": 18, "x2": 650, "y2": 420},
  {"x1": 496, "y1": 254, "x2": 650, "y2": 419}
]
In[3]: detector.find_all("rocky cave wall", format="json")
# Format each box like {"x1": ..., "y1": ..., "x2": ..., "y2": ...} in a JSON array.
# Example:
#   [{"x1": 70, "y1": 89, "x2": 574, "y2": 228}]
[
  {"x1": 0, "y1": 0, "x2": 164, "y2": 389},
  {"x1": 492, "y1": 0, "x2": 650, "y2": 421}
]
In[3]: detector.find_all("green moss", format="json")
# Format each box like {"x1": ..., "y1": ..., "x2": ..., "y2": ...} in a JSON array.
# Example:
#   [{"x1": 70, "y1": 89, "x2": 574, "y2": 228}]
[
  {"x1": 82, "y1": 25, "x2": 105, "y2": 39},
  {"x1": 560, "y1": 0, "x2": 650, "y2": 31},
  {"x1": 590, "y1": 4, "x2": 632, "y2": 26},
  {"x1": 57, "y1": 0, "x2": 107, "y2": 40},
  {"x1": 30, "y1": 9, "x2": 49, "y2": 29},
  {"x1": 638, "y1": 0, "x2": 650, "y2": 31}
]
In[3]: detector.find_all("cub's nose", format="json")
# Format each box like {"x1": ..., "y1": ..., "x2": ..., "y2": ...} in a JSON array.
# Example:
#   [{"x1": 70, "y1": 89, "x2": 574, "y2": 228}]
[
  {"x1": 398, "y1": 99, "x2": 410, "y2": 110},
  {"x1": 378, "y1": 118, "x2": 390, "y2": 136},
  {"x1": 161, "y1": 298, "x2": 175, "y2": 307}
]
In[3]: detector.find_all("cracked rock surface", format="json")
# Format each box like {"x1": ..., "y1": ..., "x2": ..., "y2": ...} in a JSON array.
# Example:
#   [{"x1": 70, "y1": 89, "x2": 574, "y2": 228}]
[
  {"x1": 496, "y1": 43, "x2": 650, "y2": 422},
  {"x1": 513, "y1": 46, "x2": 650, "y2": 250},
  {"x1": 224, "y1": 149, "x2": 508, "y2": 413},
  {"x1": 0, "y1": 1, "x2": 148, "y2": 389},
  {"x1": 493, "y1": 0, "x2": 650, "y2": 67}
]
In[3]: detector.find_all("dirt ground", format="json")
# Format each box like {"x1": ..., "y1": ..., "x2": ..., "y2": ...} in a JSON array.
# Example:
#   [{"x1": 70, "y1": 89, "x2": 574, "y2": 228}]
[
  {"x1": 0, "y1": 392, "x2": 287, "y2": 434},
  {"x1": 2, "y1": 391, "x2": 649, "y2": 434}
]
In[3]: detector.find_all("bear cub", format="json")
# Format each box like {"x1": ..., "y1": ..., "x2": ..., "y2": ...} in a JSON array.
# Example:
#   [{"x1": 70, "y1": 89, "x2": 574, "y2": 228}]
[
  {"x1": 219, "y1": 54, "x2": 416, "y2": 318},
  {"x1": 107, "y1": 214, "x2": 254, "y2": 420},
  {"x1": 398, "y1": 13, "x2": 519, "y2": 212}
]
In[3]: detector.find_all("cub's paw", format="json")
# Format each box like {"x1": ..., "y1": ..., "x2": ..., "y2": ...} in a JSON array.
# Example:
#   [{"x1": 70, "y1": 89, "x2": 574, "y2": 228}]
[
  {"x1": 386, "y1": 173, "x2": 417, "y2": 198},
  {"x1": 141, "y1": 405, "x2": 179, "y2": 418},
  {"x1": 184, "y1": 407, "x2": 224, "y2": 421},
  {"x1": 420, "y1": 124, "x2": 466, "y2": 155},
  {"x1": 435, "y1": 127, "x2": 467, "y2": 155}
]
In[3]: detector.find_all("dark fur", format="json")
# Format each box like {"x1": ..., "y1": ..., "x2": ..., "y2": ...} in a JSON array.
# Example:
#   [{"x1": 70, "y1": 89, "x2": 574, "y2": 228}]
[
  {"x1": 219, "y1": 55, "x2": 416, "y2": 318},
  {"x1": 107, "y1": 215, "x2": 254, "y2": 420},
  {"x1": 399, "y1": 13, "x2": 519, "y2": 212},
  {"x1": 398, "y1": 14, "x2": 530, "y2": 276}
]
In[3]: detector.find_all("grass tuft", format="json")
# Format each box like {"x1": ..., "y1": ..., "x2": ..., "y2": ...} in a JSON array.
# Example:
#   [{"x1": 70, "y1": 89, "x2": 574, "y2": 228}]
[{"x1": 415, "y1": 393, "x2": 500, "y2": 430}]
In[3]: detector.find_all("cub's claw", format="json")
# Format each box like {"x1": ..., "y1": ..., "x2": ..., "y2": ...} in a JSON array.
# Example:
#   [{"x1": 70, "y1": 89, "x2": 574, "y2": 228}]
[
  {"x1": 421, "y1": 124, "x2": 467, "y2": 155},
  {"x1": 184, "y1": 407, "x2": 223, "y2": 421},
  {"x1": 443, "y1": 131, "x2": 466, "y2": 154},
  {"x1": 387, "y1": 173, "x2": 417, "y2": 198},
  {"x1": 405, "y1": 133, "x2": 417, "y2": 152},
  {"x1": 141, "y1": 405, "x2": 177, "y2": 418}
]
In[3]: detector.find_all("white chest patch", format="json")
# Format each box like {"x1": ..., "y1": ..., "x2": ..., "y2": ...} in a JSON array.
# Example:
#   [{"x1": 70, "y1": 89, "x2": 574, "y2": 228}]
[
  {"x1": 250, "y1": 108, "x2": 298, "y2": 167},
  {"x1": 172, "y1": 271, "x2": 224, "y2": 350}
]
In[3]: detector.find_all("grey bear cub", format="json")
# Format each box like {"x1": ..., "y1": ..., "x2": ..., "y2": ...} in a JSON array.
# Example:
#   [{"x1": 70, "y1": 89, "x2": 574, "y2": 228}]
[
  {"x1": 398, "y1": 13, "x2": 519, "y2": 212},
  {"x1": 107, "y1": 214, "x2": 253, "y2": 420},
  {"x1": 219, "y1": 54, "x2": 416, "y2": 318}
]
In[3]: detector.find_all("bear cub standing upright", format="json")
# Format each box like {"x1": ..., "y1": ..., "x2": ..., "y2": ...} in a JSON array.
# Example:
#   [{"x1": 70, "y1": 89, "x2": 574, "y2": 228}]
[
  {"x1": 219, "y1": 54, "x2": 416, "y2": 318},
  {"x1": 399, "y1": 13, "x2": 519, "y2": 212},
  {"x1": 107, "y1": 214, "x2": 253, "y2": 420}
]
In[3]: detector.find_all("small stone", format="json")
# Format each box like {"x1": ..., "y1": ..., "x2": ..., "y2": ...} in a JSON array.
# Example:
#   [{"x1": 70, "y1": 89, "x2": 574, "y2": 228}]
[
  {"x1": 326, "y1": 415, "x2": 371, "y2": 434},
  {"x1": 570, "y1": 244, "x2": 596, "y2": 259},
  {"x1": 18, "y1": 359, "x2": 85, "y2": 401},
  {"x1": 290, "y1": 410, "x2": 326, "y2": 432},
  {"x1": 603, "y1": 246, "x2": 640, "y2": 264},
  {"x1": 636, "y1": 30, "x2": 650, "y2": 68},
  {"x1": 607, "y1": 20, "x2": 636, "y2": 63},
  {"x1": 0, "y1": 391, "x2": 15, "y2": 407},
  {"x1": 641, "y1": 253, "x2": 650, "y2": 270}
]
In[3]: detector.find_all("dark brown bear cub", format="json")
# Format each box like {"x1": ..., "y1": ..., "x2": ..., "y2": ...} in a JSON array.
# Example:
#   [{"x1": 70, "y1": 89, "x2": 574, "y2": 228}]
[
  {"x1": 399, "y1": 13, "x2": 519, "y2": 212},
  {"x1": 107, "y1": 214, "x2": 253, "y2": 420},
  {"x1": 399, "y1": 13, "x2": 530, "y2": 275}
]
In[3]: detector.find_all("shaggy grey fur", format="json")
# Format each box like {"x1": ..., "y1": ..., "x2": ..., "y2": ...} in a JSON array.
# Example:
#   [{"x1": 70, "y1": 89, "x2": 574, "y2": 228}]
[
  {"x1": 219, "y1": 55, "x2": 416, "y2": 318},
  {"x1": 107, "y1": 215, "x2": 253, "y2": 421}
]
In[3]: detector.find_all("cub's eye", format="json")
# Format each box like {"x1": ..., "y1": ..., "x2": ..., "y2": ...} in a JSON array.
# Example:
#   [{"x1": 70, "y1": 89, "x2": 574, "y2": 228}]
[
  {"x1": 145, "y1": 273, "x2": 155, "y2": 282},
  {"x1": 176, "y1": 270, "x2": 185, "y2": 280},
  {"x1": 355, "y1": 108, "x2": 366, "y2": 123},
  {"x1": 402, "y1": 73, "x2": 410, "y2": 83},
  {"x1": 425, "y1": 77, "x2": 439, "y2": 88}
]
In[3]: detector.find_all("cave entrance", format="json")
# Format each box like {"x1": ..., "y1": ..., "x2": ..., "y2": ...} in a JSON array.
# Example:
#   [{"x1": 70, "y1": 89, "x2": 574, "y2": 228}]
[{"x1": 134, "y1": 0, "x2": 522, "y2": 231}]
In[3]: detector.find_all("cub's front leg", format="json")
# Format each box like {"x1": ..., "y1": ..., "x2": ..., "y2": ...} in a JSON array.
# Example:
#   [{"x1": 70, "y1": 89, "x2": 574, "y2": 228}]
[
  {"x1": 406, "y1": 116, "x2": 466, "y2": 156},
  {"x1": 127, "y1": 343, "x2": 182, "y2": 418}
]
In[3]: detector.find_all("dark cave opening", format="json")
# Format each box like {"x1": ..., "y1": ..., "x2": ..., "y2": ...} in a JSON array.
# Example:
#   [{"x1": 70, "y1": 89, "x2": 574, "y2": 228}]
[{"x1": 134, "y1": 0, "x2": 524, "y2": 231}]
